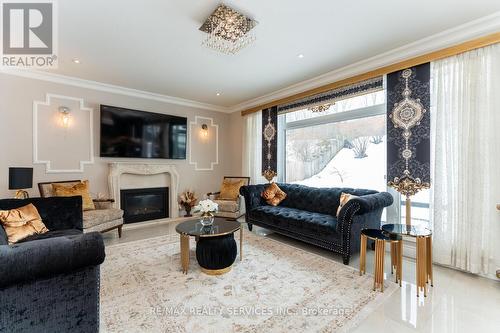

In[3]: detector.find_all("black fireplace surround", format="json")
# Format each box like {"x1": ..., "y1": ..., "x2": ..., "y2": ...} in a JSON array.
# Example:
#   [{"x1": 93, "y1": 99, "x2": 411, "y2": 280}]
[{"x1": 120, "y1": 187, "x2": 169, "y2": 223}]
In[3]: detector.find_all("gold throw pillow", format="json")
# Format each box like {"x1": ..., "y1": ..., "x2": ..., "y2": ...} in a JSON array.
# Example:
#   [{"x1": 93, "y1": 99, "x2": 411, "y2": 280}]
[
  {"x1": 219, "y1": 179, "x2": 245, "y2": 200},
  {"x1": 52, "y1": 180, "x2": 95, "y2": 210},
  {"x1": 261, "y1": 183, "x2": 287, "y2": 206},
  {"x1": 0, "y1": 204, "x2": 49, "y2": 244},
  {"x1": 336, "y1": 192, "x2": 358, "y2": 217}
]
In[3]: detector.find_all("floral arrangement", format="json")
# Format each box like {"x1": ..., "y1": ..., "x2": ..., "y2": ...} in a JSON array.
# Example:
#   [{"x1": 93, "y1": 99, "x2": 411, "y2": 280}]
[
  {"x1": 194, "y1": 199, "x2": 218, "y2": 216},
  {"x1": 179, "y1": 190, "x2": 198, "y2": 217}
]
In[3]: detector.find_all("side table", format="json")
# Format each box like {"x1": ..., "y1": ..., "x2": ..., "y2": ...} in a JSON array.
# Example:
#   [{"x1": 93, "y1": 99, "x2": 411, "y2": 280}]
[
  {"x1": 360, "y1": 229, "x2": 402, "y2": 292},
  {"x1": 382, "y1": 224, "x2": 433, "y2": 297}
]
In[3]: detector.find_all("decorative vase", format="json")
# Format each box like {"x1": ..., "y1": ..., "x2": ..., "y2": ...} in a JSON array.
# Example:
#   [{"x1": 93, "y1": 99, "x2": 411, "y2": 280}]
[
  {"x1": 183, "y1": 204, "x2": 192, "y2": 217},
  {"x1": 200, "y1": 212, "x2": 215, "y2": 226}
]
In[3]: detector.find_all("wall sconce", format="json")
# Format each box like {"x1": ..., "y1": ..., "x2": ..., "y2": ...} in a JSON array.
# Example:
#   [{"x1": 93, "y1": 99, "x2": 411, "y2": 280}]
[
  {"x1": 200, "y1": 124, "x2": 208, "y2": 138},
  {"x1": 58, "y1": 106, "x2": 71, "y2": 128}
]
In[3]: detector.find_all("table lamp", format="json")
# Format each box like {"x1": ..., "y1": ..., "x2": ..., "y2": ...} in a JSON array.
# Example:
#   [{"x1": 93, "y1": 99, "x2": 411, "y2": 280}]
[{"x1": 9, "y1": 167, "x2": 33, "y2": 199}]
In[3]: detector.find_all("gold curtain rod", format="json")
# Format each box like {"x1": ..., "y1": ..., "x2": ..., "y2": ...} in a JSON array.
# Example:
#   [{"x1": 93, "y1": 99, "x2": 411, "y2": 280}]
[{"x1": 241, "y1": 32, "x2": 500, "y2": 116}]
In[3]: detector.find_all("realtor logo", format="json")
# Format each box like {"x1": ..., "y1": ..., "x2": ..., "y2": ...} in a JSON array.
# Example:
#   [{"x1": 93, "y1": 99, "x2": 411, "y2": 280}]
[{"x1": 1, "y1": 0, "x2": 57, "y2": 68}]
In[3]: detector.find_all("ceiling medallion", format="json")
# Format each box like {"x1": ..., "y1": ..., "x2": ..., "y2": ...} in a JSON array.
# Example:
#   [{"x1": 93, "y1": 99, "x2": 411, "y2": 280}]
[
  {"x1": 308, "y1": 103, "x2": 333, "y2": 113},
  {"x1": 199, "y1": 4, "x2": 257, "y2": 55}
]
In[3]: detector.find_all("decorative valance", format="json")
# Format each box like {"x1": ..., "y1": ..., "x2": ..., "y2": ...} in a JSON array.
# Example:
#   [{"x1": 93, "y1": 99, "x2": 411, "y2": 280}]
[
  {"x1": 278, "y1": 76, "x2": 383, "y2": 114},
  {"x1": 261, "y1": 106, "x2": 278, "y2": 182},
  {"x1": 387, "y1": 63, "x2": 431, "y2": 198}
]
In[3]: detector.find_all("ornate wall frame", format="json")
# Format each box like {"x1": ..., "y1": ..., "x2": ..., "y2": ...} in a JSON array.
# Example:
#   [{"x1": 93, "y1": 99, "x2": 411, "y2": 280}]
[
  {"x1": 188, "y1": 116, "x2": 219, "y2": 171},
  {"x1": 33, "y1": 93, "x2": 94, "y2": 173}
]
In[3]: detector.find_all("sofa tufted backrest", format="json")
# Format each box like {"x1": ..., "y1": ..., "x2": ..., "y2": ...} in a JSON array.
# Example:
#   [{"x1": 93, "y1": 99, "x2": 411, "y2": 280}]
[{"x1": 276, "y1": 183, "x2": 378, "y2": 216}]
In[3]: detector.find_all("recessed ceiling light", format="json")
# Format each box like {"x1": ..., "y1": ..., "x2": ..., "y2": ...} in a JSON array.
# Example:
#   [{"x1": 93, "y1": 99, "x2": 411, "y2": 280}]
[
  {"x1": 72, "y1": 58, "x2": 81, "y2": 64},
  {"x1": 216, "y1": 92, "x2": 221, "y2": 96},
  {"x1": 297, "y1": 54, "x2": 304, "y2": 59}
]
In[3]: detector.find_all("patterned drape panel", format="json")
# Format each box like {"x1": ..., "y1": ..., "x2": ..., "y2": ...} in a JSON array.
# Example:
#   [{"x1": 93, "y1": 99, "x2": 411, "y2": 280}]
[
  {"x1": 387, "y1": 63, "x2": 431, "y2": 196},
  {"x1": 261, "y1": 106, "x2": 278, "y2": 182}
]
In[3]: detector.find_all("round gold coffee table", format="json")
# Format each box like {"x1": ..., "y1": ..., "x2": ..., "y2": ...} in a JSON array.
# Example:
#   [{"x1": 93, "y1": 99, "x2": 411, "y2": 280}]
[{"x1": 175, "y1": 218, "x2": 242, "y2": 275}]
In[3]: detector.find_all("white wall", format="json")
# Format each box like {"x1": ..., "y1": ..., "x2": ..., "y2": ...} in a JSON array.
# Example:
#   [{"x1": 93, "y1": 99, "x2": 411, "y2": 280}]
[
  {"x1": 0, "y1": 73, "x2": 238, "y2": 200},
  {"x1": 228, "y1": 111, "x2": 244, "y2": 176}
]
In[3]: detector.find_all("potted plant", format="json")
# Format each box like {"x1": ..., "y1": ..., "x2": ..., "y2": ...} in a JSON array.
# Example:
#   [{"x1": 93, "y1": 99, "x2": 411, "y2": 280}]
[
  {"x1": 193, "y1": 199, "x2": 218, "y2": 226},
  {"x1": 179, "y1": 190, "x2": 198, "y2": 217}
]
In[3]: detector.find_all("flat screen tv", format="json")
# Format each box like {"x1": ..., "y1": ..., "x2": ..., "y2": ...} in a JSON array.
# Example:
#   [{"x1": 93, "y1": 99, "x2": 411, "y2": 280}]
[{"x1": 100, "y1": 105, "x2": 187, "y2": 159}]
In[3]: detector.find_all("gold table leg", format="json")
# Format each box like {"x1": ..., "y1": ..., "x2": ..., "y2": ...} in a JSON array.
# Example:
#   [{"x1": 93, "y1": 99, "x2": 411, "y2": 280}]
[
  {"x1": 390, "y1": 242, "x2": 396, "y2": 275},
  {"x1": 359, "y1": 234, "x2": 367, "y2": 275},
  {"x1": 240, "y1": 227, "x2": 243, "y2": 261},
  {"x1": 426, "y1": 236, "x2": 433, "y2": 287},
  {"x1": 397, "y1": 240, "x2": 403, "y2": 286},
  {"x1": 373, "y1": 239, "x2": 385, "y2": 292},
  {"x1": 416, "y1": 236, "x2": 427, "y2": 297},
  {"x1": 180, "y1": 234, "x2": 190, "y2": 274},
  {"x1": 390, "y1": 241, "x2": 402, "y2": 284}
]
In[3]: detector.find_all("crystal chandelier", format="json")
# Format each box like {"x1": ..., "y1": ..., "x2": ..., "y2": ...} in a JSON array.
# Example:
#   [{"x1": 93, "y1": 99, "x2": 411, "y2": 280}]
[{"x1": 199, "y1": 4, "x2": 257, "y2": 55}]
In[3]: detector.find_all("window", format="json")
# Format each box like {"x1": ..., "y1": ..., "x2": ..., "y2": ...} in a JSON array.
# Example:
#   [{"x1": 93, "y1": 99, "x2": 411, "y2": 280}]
[
  {"x1": 277, "y1": 90, "x2": 430, "y2": 225},
  {"x1": 279, "y1": 91, "x2": 386, "y2": 193}
]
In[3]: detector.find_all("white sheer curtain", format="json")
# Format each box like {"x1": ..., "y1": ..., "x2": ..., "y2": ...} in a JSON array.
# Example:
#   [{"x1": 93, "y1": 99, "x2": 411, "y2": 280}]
[
  {"x1": 431, "y1": 44, "x2": 500, "y2": 277},
  {"x1": 242, "y1": 111, "x2": 267, "y2": 185}
]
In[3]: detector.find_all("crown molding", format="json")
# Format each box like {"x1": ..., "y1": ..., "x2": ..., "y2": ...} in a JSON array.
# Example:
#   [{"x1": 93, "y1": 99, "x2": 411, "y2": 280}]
[
  {"x1": 0, "y1": 68, "x2": 232, "y2": 113},
  {"x1": 232, "y1": 12, "x2": 500, "y2": 113},
  {"x1": 1, "y1": 12, "x2": 498, "y2": 114}
]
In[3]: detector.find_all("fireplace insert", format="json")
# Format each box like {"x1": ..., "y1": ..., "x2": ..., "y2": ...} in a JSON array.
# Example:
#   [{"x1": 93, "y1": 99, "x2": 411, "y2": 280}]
[{"x1": 120, "y1": 187, "x2": 169, "y2": 223}]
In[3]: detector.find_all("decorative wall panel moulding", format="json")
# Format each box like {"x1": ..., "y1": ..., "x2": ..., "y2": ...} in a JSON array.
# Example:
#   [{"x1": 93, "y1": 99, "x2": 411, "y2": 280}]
[
  {"x1": 33, "y1": 93, "x2": 94, "y2": 173},
  {"x1": 189, "y1": 116, "x2": 219, "y2": 171}
]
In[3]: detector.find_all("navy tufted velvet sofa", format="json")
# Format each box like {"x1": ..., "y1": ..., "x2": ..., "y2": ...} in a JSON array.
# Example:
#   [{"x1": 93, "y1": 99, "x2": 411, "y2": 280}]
[
  {"x1": 240, "y1": 183, "x2": 393, "y2": 264},
  {"x1": 0, "y1": 196, "x2": 105, "y2": 333}
]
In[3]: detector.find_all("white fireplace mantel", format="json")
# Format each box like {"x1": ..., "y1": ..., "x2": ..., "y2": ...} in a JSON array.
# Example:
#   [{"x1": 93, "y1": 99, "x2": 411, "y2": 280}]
[{"x1": 108, "y1": 162, "x2": 180, "y2": 218}]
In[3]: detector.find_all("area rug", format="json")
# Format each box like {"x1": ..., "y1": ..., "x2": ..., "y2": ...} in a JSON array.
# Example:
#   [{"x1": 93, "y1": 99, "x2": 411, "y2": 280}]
[{"x1": 100, "y1": 231, "x2": 397, "y2": 333}]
